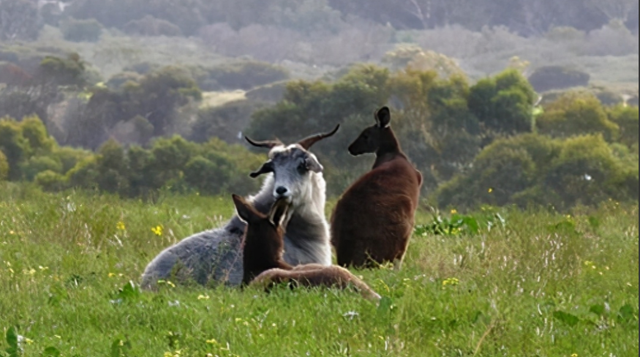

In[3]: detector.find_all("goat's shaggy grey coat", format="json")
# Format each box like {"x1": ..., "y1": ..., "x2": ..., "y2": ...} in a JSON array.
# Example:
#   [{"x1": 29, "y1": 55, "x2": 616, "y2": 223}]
[{"x1": 140, "y1": 155, "x2": 332, "y2": 288}]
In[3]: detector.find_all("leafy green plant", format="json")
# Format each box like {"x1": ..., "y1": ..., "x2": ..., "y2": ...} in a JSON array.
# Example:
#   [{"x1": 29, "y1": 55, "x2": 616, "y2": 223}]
[{"x1": 414, "y1": 210, "x2": 505, "y2": 236}]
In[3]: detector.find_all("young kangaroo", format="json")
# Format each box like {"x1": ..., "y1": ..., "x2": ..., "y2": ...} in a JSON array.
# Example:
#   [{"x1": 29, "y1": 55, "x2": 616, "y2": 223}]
[
  {"x1": 231, "y1": 194, "x2": 380, "y2": 301},
  {"x1": 331, "y1": 106, "x2": 423, "y2": 269},
  {"x1": 232, "y1": 194, "x2": 292, "y2": 285}
]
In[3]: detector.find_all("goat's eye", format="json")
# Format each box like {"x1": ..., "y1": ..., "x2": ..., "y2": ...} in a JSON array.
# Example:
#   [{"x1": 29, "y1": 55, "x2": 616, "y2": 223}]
[{"x1": 297, "y1": 162, "x2": 307, "y2": 173}]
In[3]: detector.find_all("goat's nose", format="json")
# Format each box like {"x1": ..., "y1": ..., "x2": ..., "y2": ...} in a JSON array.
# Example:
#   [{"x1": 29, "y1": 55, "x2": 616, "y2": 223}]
[{"x1": 276, "y1": 186, "x2": 288, "y2": 195}]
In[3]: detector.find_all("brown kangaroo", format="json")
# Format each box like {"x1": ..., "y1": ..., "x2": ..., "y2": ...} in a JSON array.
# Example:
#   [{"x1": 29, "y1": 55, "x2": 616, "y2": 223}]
[
  {"x1": 231, "y1": 194, "x2": 380, "y2": 301},
  {"x1": 330, "y1": 106, "x2": 423, "y2": 269}
]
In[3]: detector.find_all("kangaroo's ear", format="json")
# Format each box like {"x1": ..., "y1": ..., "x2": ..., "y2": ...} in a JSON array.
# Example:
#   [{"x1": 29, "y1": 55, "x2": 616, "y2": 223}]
[
  {"x1": 375, "y1": 106, "x2": 391, "y2": 128},
  {"x1": 268, "y1": 198, "x2": 290, "y2": 228},
  {"x1": 232, "y1": 194, "x2": 257, "y2": 223}
]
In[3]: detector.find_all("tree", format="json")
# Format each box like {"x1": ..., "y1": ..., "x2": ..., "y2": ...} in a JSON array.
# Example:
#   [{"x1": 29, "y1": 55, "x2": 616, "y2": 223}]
[
  {"x1": 608, "y1": 105, "x2": 639, "y2": 148},
  {"x1": 536, "y1": 92, "x2": 619, "y2": 141},
  {"x1": 0, "y1": 150, "x2": 8, "y2": 181},
  {"x1": 544, "y1": 134, "x2": 629, "y2": 208},
  {"x1": 468, "y1": 69, "x2": 536, "y2": 135}
]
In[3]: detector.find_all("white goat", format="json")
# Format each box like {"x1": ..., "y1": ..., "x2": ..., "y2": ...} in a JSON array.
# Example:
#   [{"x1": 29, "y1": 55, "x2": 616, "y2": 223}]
[{"x1": 140, "y1": 125, "x2": 339, "y2": 288}]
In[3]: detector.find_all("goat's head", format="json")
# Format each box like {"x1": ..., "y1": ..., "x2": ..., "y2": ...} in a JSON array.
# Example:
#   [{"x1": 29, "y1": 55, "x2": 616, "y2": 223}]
[
  {"x1": 245, "y1": 124, "x2": 339, "y2": 204},
  {"x1": 348, "y1": 106, "x2": 391, "y2": 156}
]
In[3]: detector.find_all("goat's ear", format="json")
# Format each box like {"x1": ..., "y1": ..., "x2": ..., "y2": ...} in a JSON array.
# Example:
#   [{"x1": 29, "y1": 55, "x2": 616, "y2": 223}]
[
  {"x1": 268, "y1": 198, "x2": 289, "y2": 228},
  {"x1": 232, "y1": 194, "x2": 255, "y2": 223},
  {"x1": 249, "y1": 161, "x2": 274, "y2": 178},
  {"x1": 305, "y1": 154, "x2": 323, "y2": 173},
  {"x1": 375, "y1": 106, "x2": 391, "y2": 128}
]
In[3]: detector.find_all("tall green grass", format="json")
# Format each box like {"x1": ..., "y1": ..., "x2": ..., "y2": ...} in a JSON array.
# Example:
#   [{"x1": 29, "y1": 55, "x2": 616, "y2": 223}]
[{"x1": 0, "y1": 183, "x2": 637, "y2": 356}]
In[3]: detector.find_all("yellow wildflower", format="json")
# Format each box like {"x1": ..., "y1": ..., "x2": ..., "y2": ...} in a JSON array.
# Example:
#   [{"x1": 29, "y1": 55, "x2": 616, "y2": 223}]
[
  {"x1": 25, "y1": 338, "x2": 34, "y2": 345},
  {"x1": 487, "y1": 188, "x2": 493, "y2": 193},
  {"x1": 442, "y1": 277, "x2": 459, "y2": 288},
  {"x1": 151, "y1": 225, "x2": 163, "y2": 236},
  {"x1": 450, "y1": 209, "x2": 457, "y2": 214},
  {"x1": 117, "y1": 221, "x2": 126, "y2": 230},
  {"x1": 197, "y1": 294, "x2": 210, "y2": 300},
  {"x1": 108, "y1": 272, "x2": 116, "y2": 278},
  {"x1": 166, "y1": 280, "x2": 175, "y2": 288}
]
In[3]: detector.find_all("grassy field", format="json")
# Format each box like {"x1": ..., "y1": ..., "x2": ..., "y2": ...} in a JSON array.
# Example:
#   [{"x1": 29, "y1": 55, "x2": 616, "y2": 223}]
[{"x1": 0, "y1": 183, "x2": 637, "y2": 356}]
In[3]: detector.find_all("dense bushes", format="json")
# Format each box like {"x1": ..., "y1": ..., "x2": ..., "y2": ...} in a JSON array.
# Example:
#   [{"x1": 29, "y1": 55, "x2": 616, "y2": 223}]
[
  {"x1": 468, "y1": 69, "x2": 536, "y2": 135},
  {"x1": 0, "y1": 116, "x2": 265, "y2": 197},
  {"x1": 0, "y1": 150, "x2": 8, "y2": 181},
  {"x1": 437, "y1": 134, "x2": 638, "y2": 211},
  {"x1": 63, "y1": 66, "x2": 201, "y2": 149},
  {"x1": 536, "y1": 92, "x2": 619, "y2": 141}
]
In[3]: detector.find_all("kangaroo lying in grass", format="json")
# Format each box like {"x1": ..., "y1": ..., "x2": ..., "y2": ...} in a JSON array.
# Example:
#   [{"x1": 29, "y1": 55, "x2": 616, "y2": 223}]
[{"x1": 231, "y1": 194, "x2": 381, "y2": 301}]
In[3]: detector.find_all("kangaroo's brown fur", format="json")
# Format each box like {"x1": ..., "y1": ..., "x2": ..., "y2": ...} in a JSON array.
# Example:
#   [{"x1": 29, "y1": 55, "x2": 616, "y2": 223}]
[
  {"x1": 232, "y1": 194, "x2": 292, "y2": 285},
  {"x1": 232, "y1": 194, "x2": 380, "y2": 301},
  {"x1": 250, "y1": 265, "x2": 381, "y2": 301},
  {"x1": 331, "y1": 106, "x2": 423, "y2": 269}
]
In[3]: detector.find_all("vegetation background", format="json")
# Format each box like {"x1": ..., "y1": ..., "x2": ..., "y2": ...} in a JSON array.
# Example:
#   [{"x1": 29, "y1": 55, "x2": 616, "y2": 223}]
[{"x1": 0, "y1": 0, "x2": 638, "y2": 355}]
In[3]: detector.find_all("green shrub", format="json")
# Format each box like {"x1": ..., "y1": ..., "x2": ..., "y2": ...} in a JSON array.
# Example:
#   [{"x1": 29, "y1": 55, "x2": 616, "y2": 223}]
[
  {"x1": 183, "y1": 155, "x2": 232, "y2": 195},
  {"x1": 527, "y1": 66, "x2": 590, "y2": 92},
  {"x1": 106, "y1": 71, "x2": 141, "y2": 90},
  {"x1": 436, "y1": 144, "x2": 538, "y2": 209},
  {"x1": 20, "y1": 115, "x2": 56, "y2": 154},
  {"x1": 54, "y1": 146, "x2": 92, "y2": 174},
  {"x1": 608, "y1": 105, "x2": 639, "y2": 147},
  {"x1": 468, "y1": 69, "x2": 536, "y2": 135},
  {"x1": 0, "y1": 150, "x2": 8, "y2": 181},
  {"x1": 20, "y1": 155, "x2": 62, "y2": 181},
  {"x1": 36, "y1": 54, "x2": 86, "y2": 87},
  {"x1": 436, "y1": 134, "x2": 563, "y2": 210},
  {"x1": 60, "y1": 18, "x2": 102, "y2": 42},
  {"x1": 95, "y1": 139, "x2": 129, "y2": 194},
  {"x1": 66, "y1": 156, "x2": 99, "y2": 189},
  {"x1": 543, "y1": 135, "x2": 627, "y2": 209},
  {"x1": 34, "y1": 169, "x2": 66, "y2": 191},
  {"x1": 537, "y1": 92, "x2": 619, "y2": 141},
  {"x1": 0, "y1": 117, "x2": 30, "y2": 180}
]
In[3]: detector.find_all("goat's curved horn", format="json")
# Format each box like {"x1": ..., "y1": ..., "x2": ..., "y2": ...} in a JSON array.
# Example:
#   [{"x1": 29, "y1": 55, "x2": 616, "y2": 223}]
[
  {"x1": 244, "y1": 136, "x2": 283, "y2": 149},
  {"x1": 296, "y1": 124, "x2": 340, "y2": 150}
]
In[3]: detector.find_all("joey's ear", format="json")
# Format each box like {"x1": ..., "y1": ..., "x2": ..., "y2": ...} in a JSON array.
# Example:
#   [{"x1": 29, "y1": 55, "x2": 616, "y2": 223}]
[
  {"x1": 375, "y1": 106, "x2": 391, "y2": 128},
  {"x1": 232, "y1": 194, "x2": 256, "y2": 223},
  {"x1": 268, "y1": 198, "x2": 290, "y2": 228},
  {"x1": 305, "y1": 154, "x2": 323, "y2": 173}
]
